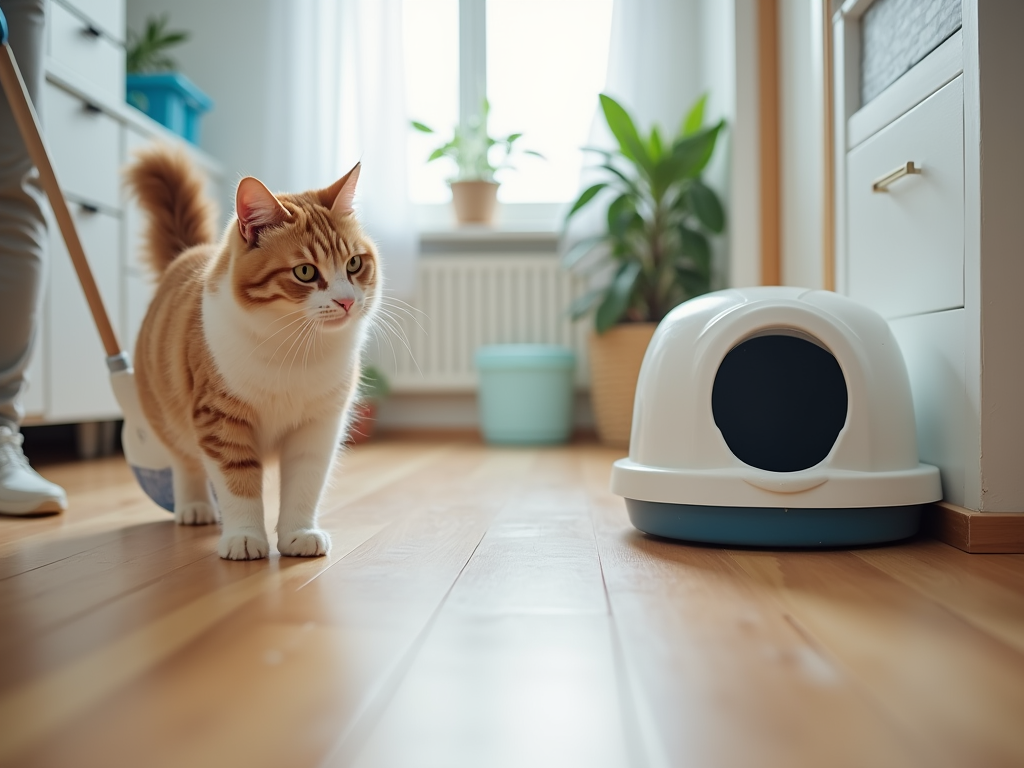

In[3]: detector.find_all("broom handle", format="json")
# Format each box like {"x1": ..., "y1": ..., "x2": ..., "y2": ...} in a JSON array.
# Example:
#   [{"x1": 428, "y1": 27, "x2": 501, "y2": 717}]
[{"x1": 0, "y1": 37, "x2": 122, "y2": 358}]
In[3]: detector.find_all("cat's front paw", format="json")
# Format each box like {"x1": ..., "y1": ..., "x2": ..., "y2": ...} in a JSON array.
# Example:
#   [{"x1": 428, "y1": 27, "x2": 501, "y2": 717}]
[
  {"x1": 278, "y1": 528, "x2": 331, "y2": 557},
  {"x1": 175, "y1": 501, "x2": 218, "y2": 526},
  {"x1": 219, "y1": 529, "x2": 270, "y2": 560}
]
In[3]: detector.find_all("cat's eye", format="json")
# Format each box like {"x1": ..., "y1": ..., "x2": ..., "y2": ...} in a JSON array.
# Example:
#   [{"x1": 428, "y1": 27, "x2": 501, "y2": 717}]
[
  {"x1": 293, "y1": 264, "x2": 318, "y2": 283},
  {"x1": 347, "y1": 255, "x2": 363, "y2": 274}
]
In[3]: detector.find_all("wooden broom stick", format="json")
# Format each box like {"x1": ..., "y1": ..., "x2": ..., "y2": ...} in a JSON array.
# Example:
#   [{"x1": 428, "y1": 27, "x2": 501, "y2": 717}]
[{"x1": 0, "y1": 42, "x2": 122, "y2": 358}]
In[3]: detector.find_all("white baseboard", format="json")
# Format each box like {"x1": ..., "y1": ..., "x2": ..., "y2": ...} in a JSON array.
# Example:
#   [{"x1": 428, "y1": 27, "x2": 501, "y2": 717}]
[{"x1": 376, "y1": 392, "x2": 594, "y2": 432}]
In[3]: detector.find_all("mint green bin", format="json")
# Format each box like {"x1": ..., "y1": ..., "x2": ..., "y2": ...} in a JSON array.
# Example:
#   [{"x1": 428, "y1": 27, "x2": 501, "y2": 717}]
[{"x1": 475, "y1": 345, "x2": 576, "y2": 445}]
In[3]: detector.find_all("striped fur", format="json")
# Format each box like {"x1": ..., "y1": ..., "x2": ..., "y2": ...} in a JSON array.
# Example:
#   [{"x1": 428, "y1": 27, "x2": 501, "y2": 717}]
[
  {"x1": 126, "y1": 147, "x2": 380, "y2": 560},
  {"x1": 124, "y1": 146, "x2": 218, "y2": 276}
]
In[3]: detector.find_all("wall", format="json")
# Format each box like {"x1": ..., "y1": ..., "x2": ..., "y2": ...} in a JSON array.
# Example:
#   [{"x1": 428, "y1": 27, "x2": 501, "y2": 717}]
[
  {"x1": 126, "y1": 0, "x2": 276, "y2": 215},
  {"x1": 778, "y1": 0, "x2": 826, "y2": 289},
  {"x1": 700, "y1": 0, "x2": 762, "y2": 289}
]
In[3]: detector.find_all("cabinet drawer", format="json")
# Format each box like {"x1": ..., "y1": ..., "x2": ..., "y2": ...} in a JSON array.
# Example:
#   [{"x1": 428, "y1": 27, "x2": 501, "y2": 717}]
[
  {"x1": 48, "y1": 1, "x2": 124, "y2": 102},
  {"x1": 43, "y1": 82, "x2": 121, "y2": 210},
  {"x1": 54, "y1": 0, "x2": 125, "y2": 42},
  {"x1": 46, "y1": 205, "x2": 122, "y2": 422},
  {"x1": 846, "y1": 76, "x2": 964, "y2": 320}
]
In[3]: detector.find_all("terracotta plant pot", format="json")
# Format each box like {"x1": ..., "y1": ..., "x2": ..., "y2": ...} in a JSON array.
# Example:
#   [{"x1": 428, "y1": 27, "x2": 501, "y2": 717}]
[
  {"x1": 347, "y1": 401, "x2": 378, "y2": 445},
  {"x1": 450, "y1": 180, "x2": 499, "y2": 225},
  {"x1": 588, "y1": 323, "x2": 658, "y2": 448}
]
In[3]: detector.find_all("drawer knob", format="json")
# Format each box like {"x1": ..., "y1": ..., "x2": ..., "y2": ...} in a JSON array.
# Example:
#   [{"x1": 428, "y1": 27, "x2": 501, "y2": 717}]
[
  {"x1": 872, "y1": 161, "x2": 921, "y2": 193},
  {"x1": 81, "y1": 24, "x2": 102, "y2": 38}
]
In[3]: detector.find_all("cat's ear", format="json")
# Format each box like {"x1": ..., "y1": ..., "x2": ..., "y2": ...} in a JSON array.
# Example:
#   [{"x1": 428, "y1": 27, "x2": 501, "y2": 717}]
[
  {"x1": 236, "y1": 177, "x2": 291, "y2": 246},
  {"x1": 320, "y1": 163, "x2": 361, "y2": 216}
]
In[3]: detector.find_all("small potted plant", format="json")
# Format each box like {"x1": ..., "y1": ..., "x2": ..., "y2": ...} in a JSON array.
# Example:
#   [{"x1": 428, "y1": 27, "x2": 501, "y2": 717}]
[
  {"x1": 563, "y1": 93, "x2": 725, "y2": 447},
  {"x1": 125, "y1": 15, "x2": 212, "y2": 145},
  {"x1": 347, "y1": 365, "x2": 390, "y2": 445},
  {"x1": 411, "y1": 100, "x2": 542, "y2": 225}
]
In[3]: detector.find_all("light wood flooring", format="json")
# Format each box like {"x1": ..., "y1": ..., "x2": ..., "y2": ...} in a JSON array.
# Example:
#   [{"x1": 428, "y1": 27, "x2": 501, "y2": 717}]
[{"x1": 1, "y1": 436, "x2": 1023, "y2": 767}]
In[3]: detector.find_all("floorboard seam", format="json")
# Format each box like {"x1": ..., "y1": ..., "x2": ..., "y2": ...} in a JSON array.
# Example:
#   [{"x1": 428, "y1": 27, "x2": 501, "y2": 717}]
[{"x1": 315, "y1": 508, "x2": 501, "y2": 766}]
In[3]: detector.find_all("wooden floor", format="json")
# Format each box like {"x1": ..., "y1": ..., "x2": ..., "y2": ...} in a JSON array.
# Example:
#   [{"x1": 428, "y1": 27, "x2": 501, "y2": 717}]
[{"x1": 1, "y1": 436, "x2": 1023, "y2": 767}]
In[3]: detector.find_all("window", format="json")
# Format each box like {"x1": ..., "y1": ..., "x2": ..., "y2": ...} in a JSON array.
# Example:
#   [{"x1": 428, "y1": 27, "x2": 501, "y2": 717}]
[{"x1": 403, "y1": 0, "x2": 614, "y2": 207}]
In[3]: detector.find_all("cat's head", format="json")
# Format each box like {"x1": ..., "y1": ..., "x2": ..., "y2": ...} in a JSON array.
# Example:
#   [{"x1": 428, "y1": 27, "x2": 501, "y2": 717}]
[{"x1": 228, "y1": 164, "x2": 380, "y2": 333}]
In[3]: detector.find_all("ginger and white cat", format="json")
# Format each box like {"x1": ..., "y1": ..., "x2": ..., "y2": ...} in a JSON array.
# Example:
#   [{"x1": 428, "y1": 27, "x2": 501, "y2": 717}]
[{"x1": 126, "y1": 146, "x2": 380, "y2": 560}]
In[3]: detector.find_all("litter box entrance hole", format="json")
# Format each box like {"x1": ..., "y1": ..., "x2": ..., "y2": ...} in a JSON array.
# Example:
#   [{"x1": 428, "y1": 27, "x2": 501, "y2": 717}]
[{"x1": 712, "y1": 333, "x2": 848, "y2": 472}]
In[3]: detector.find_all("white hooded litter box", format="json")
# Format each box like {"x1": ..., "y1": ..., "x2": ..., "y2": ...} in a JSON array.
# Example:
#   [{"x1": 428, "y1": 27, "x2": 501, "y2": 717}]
[{"x1": 610, "y1": 287, "x2": 942, "y2": 546}]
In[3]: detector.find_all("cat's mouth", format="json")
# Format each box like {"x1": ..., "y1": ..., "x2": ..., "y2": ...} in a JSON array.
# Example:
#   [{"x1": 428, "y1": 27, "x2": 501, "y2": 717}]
[{"x1": 320, "y1": 312, "x2": 352, "y2": 328}]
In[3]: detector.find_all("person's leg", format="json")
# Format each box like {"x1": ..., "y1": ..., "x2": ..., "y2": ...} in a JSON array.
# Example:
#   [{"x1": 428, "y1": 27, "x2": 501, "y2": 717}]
[{"x1": 0, "y1": 0, "x2": 67, "y2": 515}]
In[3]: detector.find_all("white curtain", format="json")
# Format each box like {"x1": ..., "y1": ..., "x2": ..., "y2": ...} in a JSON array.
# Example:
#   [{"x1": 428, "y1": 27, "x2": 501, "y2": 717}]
[
  {"x1": 565, "y1": 0, "x2": 708, "y2": 262},
  {"x1": 601, "y1": 0, "x2": 704, "y2": 140},
  {"x1": 263, "y1": 0, "x2": 418, "y2": 298}
]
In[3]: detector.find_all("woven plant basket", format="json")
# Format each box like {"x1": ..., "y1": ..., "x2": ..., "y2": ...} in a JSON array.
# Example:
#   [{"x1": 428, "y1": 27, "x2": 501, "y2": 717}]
[{"x1": 588, "y1": 323, "x2": 657, "y2": 448}]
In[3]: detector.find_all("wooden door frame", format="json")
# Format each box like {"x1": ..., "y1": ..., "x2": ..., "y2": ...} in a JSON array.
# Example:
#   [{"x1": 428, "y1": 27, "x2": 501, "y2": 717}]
[
  {"x1": 757, "y1": 0, "x2": 781, "y2": 286},
  {"x1": 758, "y1": 0, "x2": 838, "y2": 291}
]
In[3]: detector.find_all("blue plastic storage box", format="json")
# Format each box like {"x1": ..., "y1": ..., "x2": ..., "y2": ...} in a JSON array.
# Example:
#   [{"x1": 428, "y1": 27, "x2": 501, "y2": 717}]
[
  {"x1": 126, "y1": 73, "x2": 213, "y2": 145},
  {"x1": 475, "y1": 345, "x2": 576, "y2": 445}
]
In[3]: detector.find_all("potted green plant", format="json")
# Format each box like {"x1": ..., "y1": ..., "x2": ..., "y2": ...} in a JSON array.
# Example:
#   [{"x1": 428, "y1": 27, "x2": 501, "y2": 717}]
[
  {"x1": 563, "y1": 93, "x2": 725, "y2": 446},
  {"x1": 348, "y1": 365, "x2": 390, "y2": 445},
  {"x1": 125, "y1": 15, "x2": 212, "y2": 145},
  {"x1": 411, "y1": 100, "x2": 542, "y2": 225}
]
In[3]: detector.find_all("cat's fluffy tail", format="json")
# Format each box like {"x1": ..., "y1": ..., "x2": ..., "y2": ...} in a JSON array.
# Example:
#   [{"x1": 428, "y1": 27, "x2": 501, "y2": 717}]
[{"x1": 125, "y1": 145, "x2": 218, "y2": 277}]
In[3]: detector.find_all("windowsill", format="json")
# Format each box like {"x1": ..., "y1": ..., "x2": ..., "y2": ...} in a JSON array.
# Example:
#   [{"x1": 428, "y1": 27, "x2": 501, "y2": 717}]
[{"x1": 415, "y1": 202, "x2": 568, "y2": 253}]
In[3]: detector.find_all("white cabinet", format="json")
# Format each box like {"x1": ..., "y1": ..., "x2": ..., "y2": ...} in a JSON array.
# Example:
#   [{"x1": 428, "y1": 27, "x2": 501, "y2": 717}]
[
  {"x1": 834, "y1": 0, "x2": 1024, "y2": 514},
  {"x1": 846, "y1": 76, "x2": 963, "y2": 320},
  {"x1": 23, "y1": 0, "x2": 222, "y2": 428},
  {"x1": 43, "y1": 82, "x2": 121, "y2": 209},
  {"x1": 46, "y1": 205, "x2": 121, "y2": 421},
  {"x1": 47, "y1": 0, "x2": 124, "y2": 103},
  {"x1": 889, "y1": 309, "x2": 966, "y2": 504}
]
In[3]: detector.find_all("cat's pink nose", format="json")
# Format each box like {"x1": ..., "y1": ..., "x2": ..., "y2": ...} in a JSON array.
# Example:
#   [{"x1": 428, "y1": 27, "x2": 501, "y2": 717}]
[{"x1": 334, "y1": 298, "x2": 354, "y2": 313}]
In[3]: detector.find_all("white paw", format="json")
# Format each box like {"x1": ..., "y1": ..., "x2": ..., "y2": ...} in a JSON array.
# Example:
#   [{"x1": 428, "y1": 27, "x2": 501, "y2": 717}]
[
  {"x1": 219, "y1": 529, "x2": 270, "y2": 560},
  {"x1": 278, "y1": 528, "x2": 331, "y2": 557},
  {"x1": 175, "y1": 501, "x2": 218, "y2": 526}
]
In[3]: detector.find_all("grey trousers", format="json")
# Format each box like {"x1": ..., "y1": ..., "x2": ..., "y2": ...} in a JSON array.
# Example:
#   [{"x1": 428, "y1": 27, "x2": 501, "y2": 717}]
[{"x1": 0, "y1": 0, "x2": 47, "y2": 431}]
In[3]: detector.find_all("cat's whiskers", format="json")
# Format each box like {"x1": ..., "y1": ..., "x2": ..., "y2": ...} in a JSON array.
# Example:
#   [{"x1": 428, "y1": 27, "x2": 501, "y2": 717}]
[
  {"x1": 266, "y1": 315, "x2": 314, "y2": 372},
  {"x1": 378, "y1": 297, "x2": 428, "y2": 335},
  {"x1": 285, "y1": 319, "x2": 316, "y2": 384},
  {"x1": 258, "y1": 306, "x2": 310, "y2": 334},
  {"x1": 370, "y1": 322, "x2": 400, "y2": 372},
  {"x1": 270, "y1": 317, "x2": 313, "y2": 390},
  {"x1": 380, "y1": 294, "x2": 427, "y2": 318},
  {"x1": 244, "y1": 311, "x2": 314, "y2": 364},
  {"x1": 301, "y1": 317, "x2": 322, "y2": 371},
  {"x1": 373, "y1": 308, "x2": 420, "y2": 368},
  {"x1": 370, "y1": 312, "x2": 422, "y2": 375},
  {"x1": 375, "y1": 306, "x2": 416, "y2": 343}
]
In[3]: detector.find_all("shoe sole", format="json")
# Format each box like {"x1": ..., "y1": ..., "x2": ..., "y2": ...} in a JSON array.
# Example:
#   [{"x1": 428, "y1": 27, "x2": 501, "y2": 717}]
[{"x1": 0, "y1": 499, "x2": 66, "y2": 516}]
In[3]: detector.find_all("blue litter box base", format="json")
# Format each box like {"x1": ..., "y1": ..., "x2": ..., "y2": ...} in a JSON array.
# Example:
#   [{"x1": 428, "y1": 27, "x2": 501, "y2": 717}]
[{"x1": 625, "y1": 499, "x2": 922, "y2": 547}]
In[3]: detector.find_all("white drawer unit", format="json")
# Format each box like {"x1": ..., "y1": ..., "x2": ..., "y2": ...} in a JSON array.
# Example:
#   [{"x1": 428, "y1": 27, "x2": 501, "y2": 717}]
[
  {"x1": 54, "y1": 0, "x2": 125, "y2": 42},
  {"x1": 42, "y1": 82, "x2": 120, "y2": 209},
  {"x1": 47, "y1": 0, "x2": 124, "y2": 103},
  {"x1": 890, "y1": 309, "x2": 965, "y2": 506},
  {"x1": 846, "y1": 76, "x2": 964, "y2": 319},
  {"x1": 834, "y1": 0, "x2": 1024, "y2": 526},
  {"x1": 45, "y1": 206, "x2": 122, "y2": 422},
  {"x1": 22, "y1": 0, "x2": 224, "y2": 432}
]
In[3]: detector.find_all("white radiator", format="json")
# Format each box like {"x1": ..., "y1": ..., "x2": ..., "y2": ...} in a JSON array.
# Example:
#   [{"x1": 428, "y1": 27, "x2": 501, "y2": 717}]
[{"x1": 370, "y1": 255, "x2": 590, "y2": 392}]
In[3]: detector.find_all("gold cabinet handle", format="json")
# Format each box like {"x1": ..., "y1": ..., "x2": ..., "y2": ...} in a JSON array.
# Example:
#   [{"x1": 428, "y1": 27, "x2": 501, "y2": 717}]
[{"x1": 872, "y1": 161, "x2": 921, "y2": 192}]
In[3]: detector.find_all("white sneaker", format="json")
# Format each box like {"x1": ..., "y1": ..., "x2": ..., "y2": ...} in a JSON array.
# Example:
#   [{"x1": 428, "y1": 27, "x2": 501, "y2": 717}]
[{"x1": 0, "y1": 426, "x2": 67, "y2": 516}]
